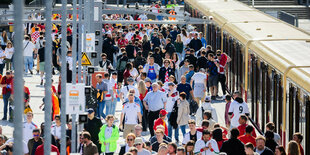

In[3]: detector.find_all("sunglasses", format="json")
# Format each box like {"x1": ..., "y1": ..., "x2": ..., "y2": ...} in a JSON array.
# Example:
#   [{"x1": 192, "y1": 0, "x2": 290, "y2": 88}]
[
  {"x1": 127, "y1": 139, "x2": 134, "y2": 141},
  {"x1": 134, "y1": 143, "x2": 142, "y2": 146},
  {"x1": 217, "y1": 54, "x2": 221, "y2": 56},
  {"x1": 33, "y1": 134, "x2": 40, "y2": 137}
]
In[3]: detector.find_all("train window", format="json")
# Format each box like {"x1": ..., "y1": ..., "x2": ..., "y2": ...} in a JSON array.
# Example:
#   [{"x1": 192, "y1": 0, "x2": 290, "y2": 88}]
[
  {"x1": 266, "y1": 65, "x2": 271, "y2": 123},
  {"x1": 261, "y1": 62, "x2": 266, "y2": 132},
  {"x1": 250, "y1": 54, "x2": 255, "y2": 120},
  {"x1": 295, "y1": 89, "x2": 300, "y2": 132},
  {"x1": 255, "y1": 59, "x2": 260, "y2": 126},
  {"x1": 288, "y1": 84, "x2": 295, "y2": 140},
  {"x1": 278, "y1": 77, "x2": 283, "y2": 136},
  {"x1": 272, "y1": 71, "x2": 278, "y2": 132}
]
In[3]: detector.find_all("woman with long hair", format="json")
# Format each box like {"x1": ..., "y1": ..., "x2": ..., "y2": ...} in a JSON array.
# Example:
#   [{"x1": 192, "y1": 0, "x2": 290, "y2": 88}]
[
  {"x1": 142, "y1": 35, "x2": 151, "y2": 58},
  {"x1": 174, "y1": 34, "x2": 183, "y2": 59},
  {"x1": 287, "y1": 141, "x2": 300, "y2": 155},
  {"x1": 137, "y1": 80, "x2": 148, "y2": 131},
  {"x1": 4, "y1": 41, "x2": 14, "y2": 70},
  {"x1": 275, "y1": 145, "x2": 287, "y2": 155},
  {"x1": 0, "y1": 31, "x2": 8, "y2": 50},
  {"x1": 185, "y1": 140, "x2": 195, "y2": 155}
]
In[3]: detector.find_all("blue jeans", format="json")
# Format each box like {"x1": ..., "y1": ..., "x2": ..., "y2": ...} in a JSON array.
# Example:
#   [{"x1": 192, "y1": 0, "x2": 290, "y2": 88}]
[
  {"x1": 97, "y1": 101, "x2": 106, "y2": 119},
  {"x1": 24, "y1": 56, "x2": 33, "y2": 73},
  {"x1": 179, "y1": 125, "x2": 187, "y2": 137},
  {"x1": 111, "y1": 98, "x2": 117, "y2": 115},
  {"x1": 2, "y1": 93, "x2": 11, "y2": 120},
  {"x1": 105, "y1": 100, "x2": 113, "y2": 115},
  {"x1": 167, "y1": 112, "x2": 179, "y2": 141}
]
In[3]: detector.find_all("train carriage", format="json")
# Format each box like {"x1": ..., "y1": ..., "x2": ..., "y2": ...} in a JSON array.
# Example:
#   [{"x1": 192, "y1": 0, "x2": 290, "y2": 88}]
[{"x1": 185, "y1": 0, "x2": 310, "y2": 153}]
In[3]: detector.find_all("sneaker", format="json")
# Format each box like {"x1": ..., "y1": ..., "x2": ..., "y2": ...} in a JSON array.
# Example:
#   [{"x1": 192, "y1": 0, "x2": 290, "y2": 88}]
[
  {"x1": 1, "y1": 118, "x2": 6, "y2": 121},
  {"x1": 211, "y1": 96, "x2": 216, "y2": 100},
  {"x1": 216, "y1": 95, "x2": 223, "y2": 100}
]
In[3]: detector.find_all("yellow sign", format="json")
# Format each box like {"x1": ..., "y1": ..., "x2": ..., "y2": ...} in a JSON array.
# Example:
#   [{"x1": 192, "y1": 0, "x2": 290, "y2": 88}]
[{"x1": 81, "y1": 52, "x2": 92, "y2": 66}]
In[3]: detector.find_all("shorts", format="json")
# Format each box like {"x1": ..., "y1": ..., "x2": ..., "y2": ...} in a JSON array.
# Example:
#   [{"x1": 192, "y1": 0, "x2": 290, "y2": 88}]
[
  {"x1": 208, "y1": 74, "x2": 219, "y2": 87},
  {"x1": 39, "y1": 62, "x2": 45, "y2": 72}
]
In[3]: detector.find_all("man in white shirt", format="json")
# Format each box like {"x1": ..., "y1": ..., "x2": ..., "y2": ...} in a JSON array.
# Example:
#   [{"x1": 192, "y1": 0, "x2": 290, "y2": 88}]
[
  {"x1": 166, "y1": 82, "x2": 179, "y2": 142},
  {"x1": 228, "y1": 91, "x2": 250, "y2": 128},
  {"x1": 190, "y1": 68, "x2": 207, "y2": 106},
  {"x1": 51, "y1": 115, "x2": 62, "y2": 143},
  {"x1": 23, "y1": 35, "x2": 36, "y2": 74},
  {"x1": 23, "y1": 112, "x2": 38, "y2": 145},
  {"x1": 194, "y1": 130, "x2": 219, "y2": 155},
  {"x1": 120, "y1": 77, "x2": 139, "y2": 102},
  {"x1": 120, "y1": 93, "x2": 142, "y2": 138},
  {"x1": 196, "y1": 96, "x2": 218, "y2": 127},
  {"x1": 182, "y1": 120, "x2": 202, "y2": 145}
]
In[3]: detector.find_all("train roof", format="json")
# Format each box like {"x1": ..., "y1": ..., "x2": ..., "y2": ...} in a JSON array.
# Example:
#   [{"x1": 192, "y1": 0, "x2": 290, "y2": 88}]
[{"x1": 186, "y1": 0, "x2": 310, "y2": 93}]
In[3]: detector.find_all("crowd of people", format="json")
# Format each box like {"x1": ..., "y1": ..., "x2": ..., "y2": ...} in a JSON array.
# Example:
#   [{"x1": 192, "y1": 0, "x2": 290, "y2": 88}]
[{"x1": 0, "y1": 0, "x2": 306, "y2": 155}]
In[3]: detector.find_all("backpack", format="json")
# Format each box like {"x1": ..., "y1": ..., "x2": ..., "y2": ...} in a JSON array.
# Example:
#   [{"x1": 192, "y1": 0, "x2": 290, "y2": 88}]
[
  {"x1": 168, "y1": 100, "x2": 178, "y2": 129},
  {"x1": 117, "y1": 58, "x2": 128, "y2": 71},
  {"x1": 189, "y1": 99, "x2": 199, "y2": 115}
]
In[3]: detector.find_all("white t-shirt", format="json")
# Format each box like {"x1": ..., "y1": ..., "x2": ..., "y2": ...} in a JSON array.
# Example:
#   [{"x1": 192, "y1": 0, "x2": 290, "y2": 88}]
[
  {"x1": 228, "y1": 100, "x2": 250, "y2": 127},
  {"x1": 182, "y1": 131, "x2": 202, "y2": 145},
  {"x1": 166, "y1": 89, "x2": 179, "y2": 113},
  {"x1": 194, "y1": 139, "x2": 219, "y2": 155},
  {"x1": 23, "y1": 121, "x2": 38, "y2": 144},
  {"x1": 104, "y1": 79, "x2": 113, "y2": 101},
  {"x1": 130, "y1": 68, "x2": 139, "y2": 78},
  {"x1": 23, "y1": 40, "x2": 35, "y2": 57},
  {"x1": 66, "y1": 56, "x2": 73, "y2": 70},
  {"x1": 191, "y1": 72, "x2": 207, "y2": 84},
  {"x1": 5, "y1": 138, "x2": 29, "y2": 154},
  {"x1": 122, "y1": 102, "x2": 141, "y2": 124},
  {"x1": 5, "y1": 47, "x2": 14, "y2": 59},
  {"x1": 121, "y1": 85, "x2": 140, "y2": 99},
  {"x1": 105, "y1": 126, "x2": 113, "y2": 153},
  {"x1": 0, "y1": 51, "x2": 6, "y2": 64},
  {"x1": 110, "y1": 78, "x2": 118, "y2": 98},
  {"x1": 51, "y1": 124, "x2": 62, "y2": 139}
]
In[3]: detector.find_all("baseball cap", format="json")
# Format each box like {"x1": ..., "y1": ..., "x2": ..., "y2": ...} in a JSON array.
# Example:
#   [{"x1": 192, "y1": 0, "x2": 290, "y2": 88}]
[
  {"x1": 159, "y1": 109, "x2": 168, "y2": 116},
  {"x1": 111, "y1": 71, "x2": 118, "y2": 75},
  {"x1": 127, "y1": 77, "x2": 134, "y2": 82},
  {"x1": 168, "y1": 82, "x2": 175, "y2": 86},
  {"x1": 87, "y1": 108, "x2": 94, "y2": 114},
  {"x1": 205, "y1": 96, "x2": 211, "y2": 102},
  {"x1": 134, "y1": 137, "x2": 143, "y2": 145},
  {"x1": 144, "y1": 77, "x2": 151, "y2": 83},
  {"x1": 184, "y1": 59, "x2": 190, "y2": 63}
]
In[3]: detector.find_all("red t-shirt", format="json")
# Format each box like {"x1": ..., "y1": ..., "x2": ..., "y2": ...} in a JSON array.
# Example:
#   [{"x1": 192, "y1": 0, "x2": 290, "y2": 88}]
[
  {"x1": 123, "y1": 70, "x2": 131, "y2": 84},
  {"x1": 24, "y1": 86, "x2": 30, "y2": 103},
  {"x1": 0, "y1": 76, "x2": 13, "y2": 95},
  {"x1": 238, "y1": 124, "x2": 257, "y2": 137},
  {"x1": 238, "y1": 134, "x2": 256, "y2": 147},
  {"x1": 52, "y1": 85, "x2": 57, "y2": 94},
  {"x1": 35, "y1": 144, "x2": 60, "y2": 155},
  {"x1": 218, "y1": 54, "x2": 228, "y2": 74},
  {"x1": 216, "y1": 138, "x2": 228, "y2": 149},
  {"x1": 118, "y1": 38, "x2": 128, "y2": 48},
  {"x1": 139, "y1": 90, "x2": 148, "y2": 101}
]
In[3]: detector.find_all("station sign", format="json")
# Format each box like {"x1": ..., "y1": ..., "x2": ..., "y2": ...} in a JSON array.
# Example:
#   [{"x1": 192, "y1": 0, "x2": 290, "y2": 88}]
[{"x1": 66, "y1": 83, "x2": 85, "y2": 114}]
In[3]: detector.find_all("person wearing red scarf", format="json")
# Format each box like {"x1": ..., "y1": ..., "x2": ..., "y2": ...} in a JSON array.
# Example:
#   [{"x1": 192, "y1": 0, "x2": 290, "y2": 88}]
[{"x1": 153, "y1": 109, "x2": 168, "y2": 135}]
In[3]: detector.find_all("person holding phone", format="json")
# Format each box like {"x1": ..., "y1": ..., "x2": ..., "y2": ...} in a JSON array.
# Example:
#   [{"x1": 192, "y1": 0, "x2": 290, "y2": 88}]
[{"x1": 194, "y1": 130, "x2": 219, "y2": 155}]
